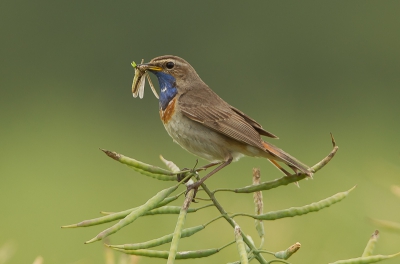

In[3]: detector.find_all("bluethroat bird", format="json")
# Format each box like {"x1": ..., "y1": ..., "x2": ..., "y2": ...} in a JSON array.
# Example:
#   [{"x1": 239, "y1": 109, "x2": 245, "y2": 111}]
[{"x1": 134, "y1": 55, "x2": 313, "y2": 188}]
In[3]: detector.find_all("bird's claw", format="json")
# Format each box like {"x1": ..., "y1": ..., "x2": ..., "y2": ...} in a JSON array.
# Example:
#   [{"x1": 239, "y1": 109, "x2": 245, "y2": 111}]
[
  {"x1": 185, "y1": 181, "x2": 201, "y2": 202},
  {"x1": 177, "y1": 168, "x2": 191, "y2": 183}
]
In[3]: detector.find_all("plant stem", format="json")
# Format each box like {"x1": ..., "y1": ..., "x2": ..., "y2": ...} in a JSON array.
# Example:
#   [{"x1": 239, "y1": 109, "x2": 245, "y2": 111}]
[{"x1": 201, "y1": 183, "x2": 268, "y2": 264}]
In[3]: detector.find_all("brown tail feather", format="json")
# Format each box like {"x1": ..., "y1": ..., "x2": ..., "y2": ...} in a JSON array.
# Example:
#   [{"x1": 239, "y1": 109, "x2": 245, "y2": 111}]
[{"x1": 262, "y1": 141, "x2": 313, "y2": 176}]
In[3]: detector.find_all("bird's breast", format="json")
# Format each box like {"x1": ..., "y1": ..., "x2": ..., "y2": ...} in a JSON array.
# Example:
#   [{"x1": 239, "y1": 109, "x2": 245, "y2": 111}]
[{"x1": 160, "y1": 97, "x2": 177, "y2": 124}]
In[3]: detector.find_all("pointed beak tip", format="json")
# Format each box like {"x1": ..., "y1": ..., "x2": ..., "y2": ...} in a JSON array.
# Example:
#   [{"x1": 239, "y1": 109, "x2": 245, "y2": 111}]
[{"x1": 137, "y1": 63, "x2": 162, "y2": 72}]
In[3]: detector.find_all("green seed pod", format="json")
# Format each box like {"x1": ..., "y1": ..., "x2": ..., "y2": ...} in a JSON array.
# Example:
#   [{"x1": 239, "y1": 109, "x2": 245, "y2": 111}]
[
  {"x1": 127, "y1": 165, "x2": 178, "y2": 181},
  {"x1": 255, "y1": 220, "x2": 264, "y2": 241},
  {"x1": 62, "y1": 192, "x2": 189, "y2": 228},
  {"x1": 160, "y1": 155, "x2": 181, "y2": 173},
  {"x1": 274, "y1": 242, "x2": 301, "y2": 260},
  {"x1": 85, "y1": 184, "x2": 179, "y2": 244},
  {"x1": 244, "y1": 186, "x2": 355, "y2": 221},
  {"x1": 330, "y1": 252, "x2": 400, "y2": 264},
  {"x1": 234, "y1": 226, "x2": 249, "y2": 264},
  {"x1": 312, "y1": 133, "x2": 338, "y2": 173},
  {"x1": 167, "y1": 188, "x2": 195, "y2": 264},
  {"x1": 144, "y1": 206, "x2": 197, "y2": 215},
  {"x1": 110, "y1": 225, "x2": 205, "y2": 250},
  {"x1": 252, "y1": 168, "x2": 265, "y2": 244},
  {"x1": 362, "y1": 230, "x2": 379, "y2": 257},
  {"x1": 232, "y1": 173, "x2": 308, "y2": 193},
  {"x1": 220, "y1": 142, "x2": 339, "y2": 194},
  {"x1": 113, "y1": 248, "x2": 220, "y2": 259},
  {"x1": 102, "y1": 192, "x2": 184, "y2": 216},
  {"x1": 101, "y1": 149, "x2": 178, "y2": 181}
]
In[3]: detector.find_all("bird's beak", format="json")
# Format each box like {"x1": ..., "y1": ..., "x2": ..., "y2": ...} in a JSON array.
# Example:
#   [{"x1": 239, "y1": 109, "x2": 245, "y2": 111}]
[{"x1": 137, "y1": 63, "x2": 163, "y2": 72}]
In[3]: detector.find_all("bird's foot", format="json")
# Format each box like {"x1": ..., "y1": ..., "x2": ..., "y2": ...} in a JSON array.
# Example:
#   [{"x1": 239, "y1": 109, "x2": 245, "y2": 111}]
[
  {"x1": 185, "y1": 181, "x2": 201, "y2": 202},
  {"x1": 177, "y1": 168, "x2": 191, "y2": 183}
]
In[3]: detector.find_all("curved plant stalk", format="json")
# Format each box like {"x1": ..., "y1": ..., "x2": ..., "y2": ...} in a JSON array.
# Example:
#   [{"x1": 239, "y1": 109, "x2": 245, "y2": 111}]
[
  {"x1": 233, "y1": 186, "x2": 355, "y2": 220},
  {"x1": 215, "y1": 134, "x2": 338, "y2": 194}
]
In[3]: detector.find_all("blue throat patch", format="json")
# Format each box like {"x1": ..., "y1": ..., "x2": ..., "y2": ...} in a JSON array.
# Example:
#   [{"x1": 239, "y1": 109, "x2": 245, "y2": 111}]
[{"x1": 152, "y1": 71, "x2": 178, "y2": 110}]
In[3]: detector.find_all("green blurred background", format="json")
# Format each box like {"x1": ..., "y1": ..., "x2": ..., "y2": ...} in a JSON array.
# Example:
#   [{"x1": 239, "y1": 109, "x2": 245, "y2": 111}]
[{"x1": 1, "y1": 1, "x2": 399, "y2": 263}]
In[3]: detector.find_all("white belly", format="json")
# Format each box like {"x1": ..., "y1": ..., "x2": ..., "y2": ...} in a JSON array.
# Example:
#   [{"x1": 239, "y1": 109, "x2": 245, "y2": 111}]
[{"x1": 162, "y1": 109, "x2": 263, "y2": 162}]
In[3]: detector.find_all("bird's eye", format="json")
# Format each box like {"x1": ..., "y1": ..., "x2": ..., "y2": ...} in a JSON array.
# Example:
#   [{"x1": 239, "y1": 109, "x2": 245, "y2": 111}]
[{"x1": 166, "y1": 61, "x2": 175, "y2": 69}]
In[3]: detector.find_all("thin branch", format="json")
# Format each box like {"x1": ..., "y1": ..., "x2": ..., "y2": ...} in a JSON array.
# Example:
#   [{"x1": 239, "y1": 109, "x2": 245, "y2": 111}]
[
  {"x1": 200, "y1": 183, "x2": 269, "y2": 264},
  {"x1": 215, "y1": 135, "x2": 338, "y2": 194}
]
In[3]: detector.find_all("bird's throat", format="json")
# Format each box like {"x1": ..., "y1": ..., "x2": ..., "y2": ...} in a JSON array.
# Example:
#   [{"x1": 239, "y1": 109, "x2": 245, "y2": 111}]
[{"x1": 152, "y1": 71, "x2": 178, "y2": 110}]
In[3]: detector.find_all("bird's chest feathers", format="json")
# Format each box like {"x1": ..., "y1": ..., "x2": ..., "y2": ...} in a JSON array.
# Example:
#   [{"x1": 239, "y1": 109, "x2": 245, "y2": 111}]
[
  {"x1": 159, "y1": 97, "x2": 177, "y2": 124},
  {"x1": 154, "y1": 72, "x2": 178, "y2": 111}
]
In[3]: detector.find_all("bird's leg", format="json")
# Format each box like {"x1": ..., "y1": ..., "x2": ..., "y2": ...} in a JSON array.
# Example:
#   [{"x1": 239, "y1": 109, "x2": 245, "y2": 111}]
[
  {"x1": 196, "y1": 161, "x2": 222, "y2": 172},
  {"x1": 188, "y1": 157, "x2": 233, "y2": 193}
]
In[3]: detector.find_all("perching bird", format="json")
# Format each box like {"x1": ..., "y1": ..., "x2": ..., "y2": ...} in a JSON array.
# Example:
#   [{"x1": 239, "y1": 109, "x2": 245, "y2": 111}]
[{"x1": 135, "y1": 55, "x2": 313, "y2": 188}]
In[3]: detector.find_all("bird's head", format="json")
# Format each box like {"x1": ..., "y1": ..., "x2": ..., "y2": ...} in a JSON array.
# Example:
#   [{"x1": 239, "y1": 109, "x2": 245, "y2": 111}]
[
  {"x1": 137, "y1": 55, "x2": 204, "y2": 110},
  {"x1": 137, "y1": 55, "x2": 203, "y2": 92}
]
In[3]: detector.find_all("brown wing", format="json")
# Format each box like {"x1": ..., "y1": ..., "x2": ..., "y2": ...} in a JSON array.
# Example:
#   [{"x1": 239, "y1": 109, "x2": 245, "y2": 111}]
[
  {"x1": 229, "y1": 106, "x2": 278, "y2": 139},
  {"x1": 178, "y1": 87, "x2": 272, "y2": 150}
]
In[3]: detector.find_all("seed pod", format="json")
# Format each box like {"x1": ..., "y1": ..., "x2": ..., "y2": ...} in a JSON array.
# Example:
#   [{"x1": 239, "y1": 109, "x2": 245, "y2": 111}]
[
  {"x1": 85, "y1": 184, "x2": 179, "y2": 244},
  {"x1": 361, "y1": 230, "x2": 379, "y2": 257},
  {"x1": 113, "y1": 247, "x2": 220, "y2": 259},
  {"x1": 232, "y1": 173, "x2": 307, "y2": 193},
  {"x1": 226, "y1": 141, "x2": 339, "y2": 194},
  {"x1": 274, "y1": 242, "x2": 301, "y2": 260},
  {"x1": 100, "y1": 192, "x2": 184, "y2": 216},
  {"x1": 237, "y1": 186, "x2": 355, "y2": 221},
  {"x1": 329, "y1": 252, "x2": 400, "y2": 264},
  {"x1": 160, "y1": 155, "x2": 181, "y2": 173},
  {"x1": 234, "y1": 225, "x2": 248, "y2": 264},
  {"x1": 252, "y1": 168, "x2": 264, "y2": 244},
  {"x1": 101, "y1": 149, "x2": 178, "y2": 181},
  {"x1": 167, "y1": 188, "x2": 195, "y2": 264},
  {"x1": 144, "y1": 206, "x2": 197, "y2": 215},
  {"x1": 61, "y1": 192, "x2": 190, "y2": 228},
  {"x1": 110, "y1": 225, "x2": 205, "y2": 250}
]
